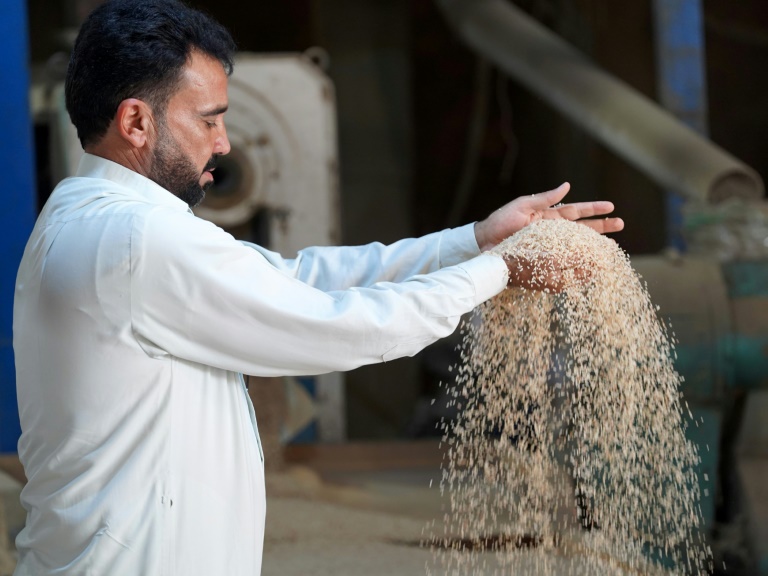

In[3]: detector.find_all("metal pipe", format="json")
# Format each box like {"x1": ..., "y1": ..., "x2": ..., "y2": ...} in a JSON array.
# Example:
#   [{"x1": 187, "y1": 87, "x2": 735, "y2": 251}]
[
  {"x1": 436, "y1": 0, "x2": 764, "y2": 204},
  {"x1": 652, "y1": 0, "x2": 709, "y2": 249},
  {"x1": 1, "y1": 0, "x2": 36, "y2": 452}
]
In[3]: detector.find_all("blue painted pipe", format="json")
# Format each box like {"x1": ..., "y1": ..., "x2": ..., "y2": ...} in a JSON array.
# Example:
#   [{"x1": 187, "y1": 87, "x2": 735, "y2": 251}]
[
  {"x1": 652, "y1": 0, "x2": 709, "y2": 251},
  {"x1": 0, "y1": 0, "x2": 36, "y2": 452}
]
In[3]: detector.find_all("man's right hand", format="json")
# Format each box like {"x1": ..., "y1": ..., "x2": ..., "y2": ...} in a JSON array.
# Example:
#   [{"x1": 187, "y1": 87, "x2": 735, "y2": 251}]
[{"x1": 504, "y1": 253, "x2": 590, "y2": 293}]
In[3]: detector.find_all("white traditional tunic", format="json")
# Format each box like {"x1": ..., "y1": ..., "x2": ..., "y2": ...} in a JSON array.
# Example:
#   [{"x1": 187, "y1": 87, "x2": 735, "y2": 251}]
[{"x1": 13, "y1": 153, "x2": 508, "y2": 575}]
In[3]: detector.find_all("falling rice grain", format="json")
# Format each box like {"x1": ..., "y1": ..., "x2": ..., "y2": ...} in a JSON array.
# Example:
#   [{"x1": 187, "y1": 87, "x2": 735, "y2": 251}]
[{"x1": 428, "y1": 219, "x2": 711, "y2": 575}]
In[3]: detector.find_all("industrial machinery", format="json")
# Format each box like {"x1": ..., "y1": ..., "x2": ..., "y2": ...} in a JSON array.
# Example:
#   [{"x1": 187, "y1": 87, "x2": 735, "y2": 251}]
[
  {"x1": 25, "y1": 7, "x2": 768, "y2": 571},
  {"x1": 633, "y1": 208, "x2": 768, "y2": 572},
  {"x1": 436, "y1": 0, "x2": 768, "y2": 572}
]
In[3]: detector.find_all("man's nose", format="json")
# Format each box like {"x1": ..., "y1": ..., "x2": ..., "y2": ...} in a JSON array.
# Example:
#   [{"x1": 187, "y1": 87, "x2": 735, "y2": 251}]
[{"x1": 214, "y1": 124, "x2": 231, "y2": 155}]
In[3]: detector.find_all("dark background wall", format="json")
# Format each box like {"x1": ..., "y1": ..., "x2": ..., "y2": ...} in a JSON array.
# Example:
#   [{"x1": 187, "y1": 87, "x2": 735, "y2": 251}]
[{"x1": 26, "y1": 0, "x2": 768, "y2": 439}]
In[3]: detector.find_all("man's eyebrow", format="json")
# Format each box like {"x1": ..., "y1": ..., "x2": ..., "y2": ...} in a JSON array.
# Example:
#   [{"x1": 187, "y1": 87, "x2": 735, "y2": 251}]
[{"x1": 200, "y1": 104, "x2": 229, "y2": 116}]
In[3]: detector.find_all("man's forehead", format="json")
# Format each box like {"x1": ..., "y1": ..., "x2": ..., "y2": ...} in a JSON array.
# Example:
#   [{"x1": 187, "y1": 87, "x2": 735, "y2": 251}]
[
  {"x1": 174, "y1": 52, "x2": 229, "y2": 108},
  {"x1": 182, "y1": 52, "x2": 228, "y2": 88}
]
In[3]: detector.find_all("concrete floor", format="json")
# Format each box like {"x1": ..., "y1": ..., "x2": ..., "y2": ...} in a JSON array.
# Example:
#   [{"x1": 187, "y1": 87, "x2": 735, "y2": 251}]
[
  {"x1": 0, "y1": 447, "x2": 658, "y2": 575},
  {"x1": 0, "y1": 468, "x2": 22, "y2": 576},
  {"x1": 262, "y1": 494, "x2": 603, "y2": 576},
  {"x1": 261, "y1": 456, "x2": 645, "y2": 576}
]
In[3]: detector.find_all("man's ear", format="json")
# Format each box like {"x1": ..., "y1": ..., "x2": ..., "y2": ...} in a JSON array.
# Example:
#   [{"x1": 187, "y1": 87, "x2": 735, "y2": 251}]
[{"x1": 115, "y1": 98, "x2": 156, "y2": 149}]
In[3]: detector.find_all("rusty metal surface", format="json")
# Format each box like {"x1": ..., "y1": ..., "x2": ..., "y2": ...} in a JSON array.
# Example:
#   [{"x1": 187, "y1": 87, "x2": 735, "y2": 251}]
[
  {"x1": 722, "y1": 261, "x2": 768, "y2": 389},
  {"x1": 631, "y1": 255, "x2": 731, "y2": 399}
]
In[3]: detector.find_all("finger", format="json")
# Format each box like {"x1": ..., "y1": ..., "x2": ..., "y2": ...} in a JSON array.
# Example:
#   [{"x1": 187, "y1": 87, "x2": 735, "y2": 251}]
[
  {"x1": 526, "y1": 182, "x2": 570, "y2": 209},
  {"x1": 577, "y1": 217, "x2": 625, "y2": 234},
  {"x1": 544, "y1": 201, "x2": 616, "y2": 221}
]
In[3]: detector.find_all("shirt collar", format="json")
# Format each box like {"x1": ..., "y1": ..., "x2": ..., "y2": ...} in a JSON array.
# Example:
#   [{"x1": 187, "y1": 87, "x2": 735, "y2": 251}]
[{"x1": 75, "y1": 152, "x2": 192, "y2": 212}]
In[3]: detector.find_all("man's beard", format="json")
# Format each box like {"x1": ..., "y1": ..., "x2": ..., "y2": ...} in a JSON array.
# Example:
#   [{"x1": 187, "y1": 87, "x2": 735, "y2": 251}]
[{"x1": 148, "y1": 127, "x2": 216, "y2": 208}]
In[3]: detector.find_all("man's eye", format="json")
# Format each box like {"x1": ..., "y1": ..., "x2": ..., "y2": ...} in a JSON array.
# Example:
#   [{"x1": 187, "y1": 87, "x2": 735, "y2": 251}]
[{"x1": 206, "y1": 121, "x2": 217, "y2": 128}]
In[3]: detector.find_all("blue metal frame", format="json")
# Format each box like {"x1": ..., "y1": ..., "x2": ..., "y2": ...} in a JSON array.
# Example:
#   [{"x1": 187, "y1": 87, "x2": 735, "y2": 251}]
[
  {"x1": 652, "y1": 0, "x2": 717, "y2": 535},
  {"x1": 652, "y1": 0, "x2": 708, "y2": 251},
  {"x1": 0, "y1": 0, "x2": 36, "y2": 452}
]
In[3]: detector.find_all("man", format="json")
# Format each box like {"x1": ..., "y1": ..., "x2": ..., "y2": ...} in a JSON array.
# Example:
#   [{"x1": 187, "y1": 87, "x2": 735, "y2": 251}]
[{"x1": 13, "y1": 0, "x2": 623, "y2": 574}]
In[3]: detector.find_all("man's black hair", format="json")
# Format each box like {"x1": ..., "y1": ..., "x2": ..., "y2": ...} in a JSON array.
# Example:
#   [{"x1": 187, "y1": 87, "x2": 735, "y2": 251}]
[{"x1": 65, "y1": 0, "x2": 237, "y2": 147}]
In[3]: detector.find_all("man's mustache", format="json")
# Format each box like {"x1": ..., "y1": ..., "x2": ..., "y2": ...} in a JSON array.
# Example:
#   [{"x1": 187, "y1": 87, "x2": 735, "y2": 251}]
[{"x1": 203, "y1": 156, "x2": 218, "y2": 173}]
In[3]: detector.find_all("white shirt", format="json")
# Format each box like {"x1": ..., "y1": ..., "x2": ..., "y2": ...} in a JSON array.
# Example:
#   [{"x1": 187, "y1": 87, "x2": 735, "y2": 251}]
[{"x1": 13, "y1": 153, "x2": 508, "y2": 575}]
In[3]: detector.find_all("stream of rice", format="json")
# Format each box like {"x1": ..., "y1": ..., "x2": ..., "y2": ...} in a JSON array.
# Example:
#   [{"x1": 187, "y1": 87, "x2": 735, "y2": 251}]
[{"x1": 428, "y1": 219, "x2": 712, "y2": 575}]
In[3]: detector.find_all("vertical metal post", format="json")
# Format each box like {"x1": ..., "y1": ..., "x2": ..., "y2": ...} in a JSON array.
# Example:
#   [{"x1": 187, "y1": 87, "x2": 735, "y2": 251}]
[
  {"x1": 313, "y1": 0, "x2": 412, "y2": 439},
  {"x1": 0, "y1": 0, "x2": 36, "y2": 452},
  {"x1": 652, "y1": 0, "x2": 709, "y2": 250},
  {"x1": 653, "y1": 0, "x2": 714, "y2": 529}
]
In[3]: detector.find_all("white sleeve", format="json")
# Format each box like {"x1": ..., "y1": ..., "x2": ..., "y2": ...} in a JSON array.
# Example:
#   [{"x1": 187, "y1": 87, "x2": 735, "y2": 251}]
[
  {"x1": 131, "y1": 209, "x2": 508, "y2": 377},
  {"x1": 239, "y1": 223, "x2": 482, "y2": 291}
]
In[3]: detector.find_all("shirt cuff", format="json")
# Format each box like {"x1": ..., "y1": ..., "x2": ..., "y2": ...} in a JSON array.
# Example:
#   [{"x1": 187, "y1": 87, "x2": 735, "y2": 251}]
[
  {"x1": 438, "y1": 223, "x2": 482, "y2": 268},
  {"x1": 456, "y1": 253, "x2": 509, "y2": 307}
]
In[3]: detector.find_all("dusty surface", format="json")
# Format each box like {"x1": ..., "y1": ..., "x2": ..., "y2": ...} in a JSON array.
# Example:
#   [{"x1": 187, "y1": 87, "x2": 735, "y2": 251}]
[
  {"x1": 263, "y1": 496, "x2": 431, "y2": 576},
  {"x1": 261, "y1": 467, "x2": 635, "y2": 575},
  {"x1": 0, "y1": 471, "x2": 21, "y2": 576},
  {"x1": 0, "y1": 499, "x2": 15, "y2": 576},
  {"x1": 0, "y1": 461, "x2": 641, "y2": 575},
  {"x1": 262, "y1": 494, "x2": 602, "y2": 576}
]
